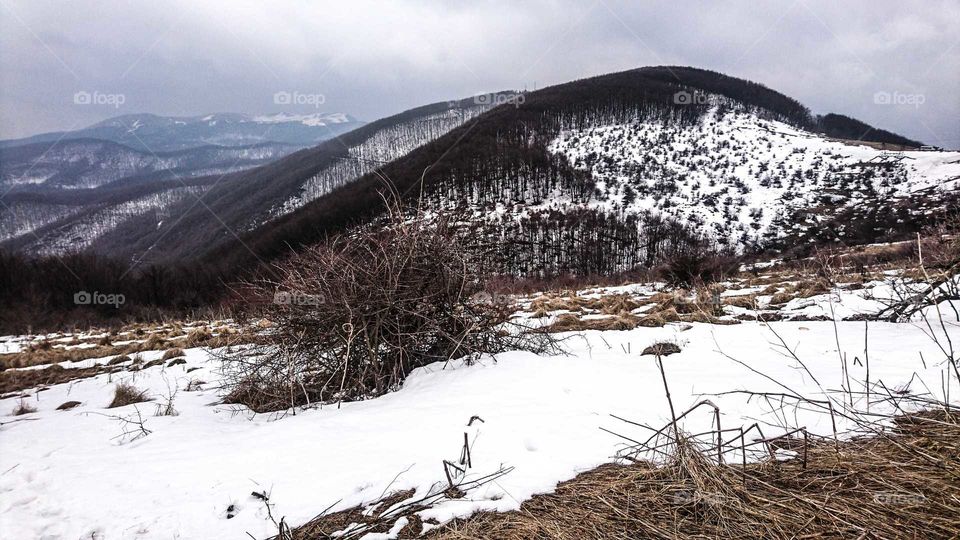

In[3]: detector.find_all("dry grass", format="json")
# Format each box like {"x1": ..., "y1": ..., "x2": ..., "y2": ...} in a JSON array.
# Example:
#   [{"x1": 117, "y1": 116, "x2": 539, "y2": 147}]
[
  {"x1": 430, "y1": 411, "x2": 960, "y2": 539},
  {"x1": 543, "y1": 313, "x2": 641, "y2": 333},
  {"x1": 108, "y1": 382, "x2": 150, "y2": 408},
  {"x1": 291, "y1": 489, "x2": 425, "y2": 539},
  {"x1": 0, "y1": 364, "x2": 117, "y2": 395},
  {"x1": 161, "y1": 348, "x2": 185, "y2": 361},
  {"x1": 12, "y1": 398, "x2": 36, "y2": 416}
]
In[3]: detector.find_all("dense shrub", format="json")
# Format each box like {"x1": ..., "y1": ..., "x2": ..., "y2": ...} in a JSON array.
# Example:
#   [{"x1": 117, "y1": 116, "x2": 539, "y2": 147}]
[
  {"x1": 108, "y1": 381, "x2": 150, "y2": 408},
  {"x1": 656, "y1": 249, "x2": 739, "y2": 288},
  {"x1": 224, "y1": 210, "x2": 555, "y2": 412}
]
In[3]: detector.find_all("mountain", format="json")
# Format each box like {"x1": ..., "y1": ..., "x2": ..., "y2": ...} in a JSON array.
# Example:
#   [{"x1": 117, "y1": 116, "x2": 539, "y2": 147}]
[
  {"x1": 4, "y1": 67, "x2": 958, "y2": 280},
  {"x1": 0, "y1": 112, "x2": 364, "y2": 152},
  {"x1": 0, "y1": 96, "x2": 512, "y2": 258},
  {"x1": 3, "y1": 66, "x2": 957, "y2": 325},
  {"x1": 0, "y1": 138, "x2": 301, "y2": 191},
  {"x1": 196, "y1": 66, "x2": 957, "y2": 277}
]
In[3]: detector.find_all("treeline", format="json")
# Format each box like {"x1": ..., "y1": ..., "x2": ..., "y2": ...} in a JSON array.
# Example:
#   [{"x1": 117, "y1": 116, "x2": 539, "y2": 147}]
[
  {"x1": 0, "y1": 250, "x2": 227, "y2": 333},
  {"x1": 813, "y1": 113, "x2": 922, "y2": 148},
  {"x1": 1, "y1": 66, "x2": 934, "y2": 331}
]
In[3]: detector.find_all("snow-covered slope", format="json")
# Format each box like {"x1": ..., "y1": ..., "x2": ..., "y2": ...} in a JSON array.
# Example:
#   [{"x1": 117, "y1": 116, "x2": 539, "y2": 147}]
[
  {"x1": 272, "y1": 105, "x2": 490, "y2": 218},
  {"x1": 0, "y1": 320, "x2": 952, "y2": 539},
  {"x1": 547, "y1": 105, "x2": 960, "y2": 249}
]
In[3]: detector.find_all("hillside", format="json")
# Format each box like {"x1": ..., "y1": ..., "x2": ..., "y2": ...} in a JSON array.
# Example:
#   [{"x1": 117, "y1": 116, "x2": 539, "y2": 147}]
[
  {"x1": 202, "y1": 66, "x2": 956, "y2": 276},
  {"x1": 82, "y1": 95, "x2": 511, "y2": 263}
]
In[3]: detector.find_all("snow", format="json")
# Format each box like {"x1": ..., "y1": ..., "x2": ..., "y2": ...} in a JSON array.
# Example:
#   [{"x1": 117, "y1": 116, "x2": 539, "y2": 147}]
[
  {"x1": 546, "y1": 106, "x2": 960, "y2": 249},
  {"x1": 2, "y1": 320, "x2": 956, "y2": 539},
  {"x1": 251, "y1": 112, "x2": 352, "y2": 126}
]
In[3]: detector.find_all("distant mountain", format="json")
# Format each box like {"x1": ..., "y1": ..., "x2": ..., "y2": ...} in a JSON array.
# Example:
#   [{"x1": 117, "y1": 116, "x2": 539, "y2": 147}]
[
  {"x1": 0, "y1": 112, "x2": 364, "y2": 153},
  {"x1": 0, "y1": 97, "x2": 509, "y2": 258},
  {"x1": 0, "y1": 138, "x2": 301, "y2": 191}
]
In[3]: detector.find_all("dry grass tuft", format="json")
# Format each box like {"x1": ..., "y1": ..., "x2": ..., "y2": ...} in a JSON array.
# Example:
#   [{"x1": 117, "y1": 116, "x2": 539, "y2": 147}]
[
  {"x1": 161, "y1": 348, "x2": 185, "y2": 361},
  {"x1": 107, "y1": 354, "x2": 131, "y2": 365},
  {"x1": 431, "y1": 411, "x2": 960, "y2": 539},
  {"x1": 12, "y1": 398, "x2": 36, "y2": 415},
  {"x1": 108, "y1": 382, "x2": 150, "y2": 408},
  {"x1": 138, "y1": 334, "x2": 166, "y2": 352},
  {"x1": 0, "y1": 364, "x2": 117, "y2": 394},
  {"x1": 542, "y1": 312, "x2": 641, "y2": 333},
  {"x1": 183, "y1": 329, "x2": 212, "y2": 347}
]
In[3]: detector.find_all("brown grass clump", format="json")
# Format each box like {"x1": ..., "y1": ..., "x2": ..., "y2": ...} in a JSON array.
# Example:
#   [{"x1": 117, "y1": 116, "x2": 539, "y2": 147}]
[
  {"x1": 107, "y1": 354, "x2": 131, "y2": 365},
  {"x1": 0, "y1": 364, "x2": 117, "y2": 394},
  {"x1": 161, "y1": 348, "x2": 185, "y2": 361},
  {"x1": 542, "y1": 313, "x2": 582, "y2": 332},
  {"x1": 658, "y1": 307, "x2": 681, "y2": 323},
  {"x1": 542, "y1": 313, "x2": 641, "y2": 333},
  {"x1": 26, "y1": 340, "x2": 53, "y2": 352},
  {"x1": 722, "y1": 295, "x2": 757, "y2": 309},
  {"x1": 183, "y1": 328, "x2": 212, "y2": 347},
  {"x1": 528, "y1": 294, "x2": 590, "y2": 313},
  {"x1": 12, "y1": 398, "x2": 36, "y2": 415},
  {"x1": 291, "y1": 489, "x2": 424, "y2": 539},
  {"x1": 636, "y1": 314, "x2": 667, "y2": 327},
  {"x1": 137, "y1": 334, "x2": 166, "y2": 352},
  {"x1": 430, "y1": 411, "x2": 960, "y2": 539},
  {"x1": 1, "y1": 343, "x2": 130, "y2": 369},
  {"x1": 108, "y1": 382, "x2": 150, "y2": 408},
  {"x1": 596, "y1": 295, "x2": 642, "y2": 315},
  {"x1": 768, "y1": 292, "x2": 793, "y2": 305}
]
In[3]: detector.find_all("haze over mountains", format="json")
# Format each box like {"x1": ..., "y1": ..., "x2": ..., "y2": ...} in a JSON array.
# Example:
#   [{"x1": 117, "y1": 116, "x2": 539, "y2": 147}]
[{"x1": 0, "y1": 112, "x2": 363, "y2": 152}]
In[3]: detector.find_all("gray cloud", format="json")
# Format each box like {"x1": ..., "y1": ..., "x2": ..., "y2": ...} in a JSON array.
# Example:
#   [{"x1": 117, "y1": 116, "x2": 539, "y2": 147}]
[{"x1": 1, "y1": 0, "x2": 957, "y2": 147}]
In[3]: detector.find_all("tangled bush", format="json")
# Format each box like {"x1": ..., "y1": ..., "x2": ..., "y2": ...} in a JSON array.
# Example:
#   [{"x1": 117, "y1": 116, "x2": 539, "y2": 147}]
[
  {"x1": 656, "y1": 248, "x2": 739, "y2": 288},
  {"x1": 224, "y1": 213, "x2": 555, "y2": 412}
]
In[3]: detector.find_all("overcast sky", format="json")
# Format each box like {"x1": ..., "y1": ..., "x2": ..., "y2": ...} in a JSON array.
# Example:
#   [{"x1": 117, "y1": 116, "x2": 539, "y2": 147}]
[{"x1": 1, "y1": 0, "x2": 957, "y2": 147}]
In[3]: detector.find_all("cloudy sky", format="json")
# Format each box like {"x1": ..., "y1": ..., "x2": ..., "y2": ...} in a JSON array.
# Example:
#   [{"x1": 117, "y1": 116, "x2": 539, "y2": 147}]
[{"x1": 1, "y1": 0, "x2": 957, "y2": 147}]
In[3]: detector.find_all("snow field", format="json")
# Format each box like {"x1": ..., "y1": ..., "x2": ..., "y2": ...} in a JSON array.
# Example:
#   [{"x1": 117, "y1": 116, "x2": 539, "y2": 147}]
[{"x1": 1, "y1": 320, "x2": 956, "y2": 539}]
